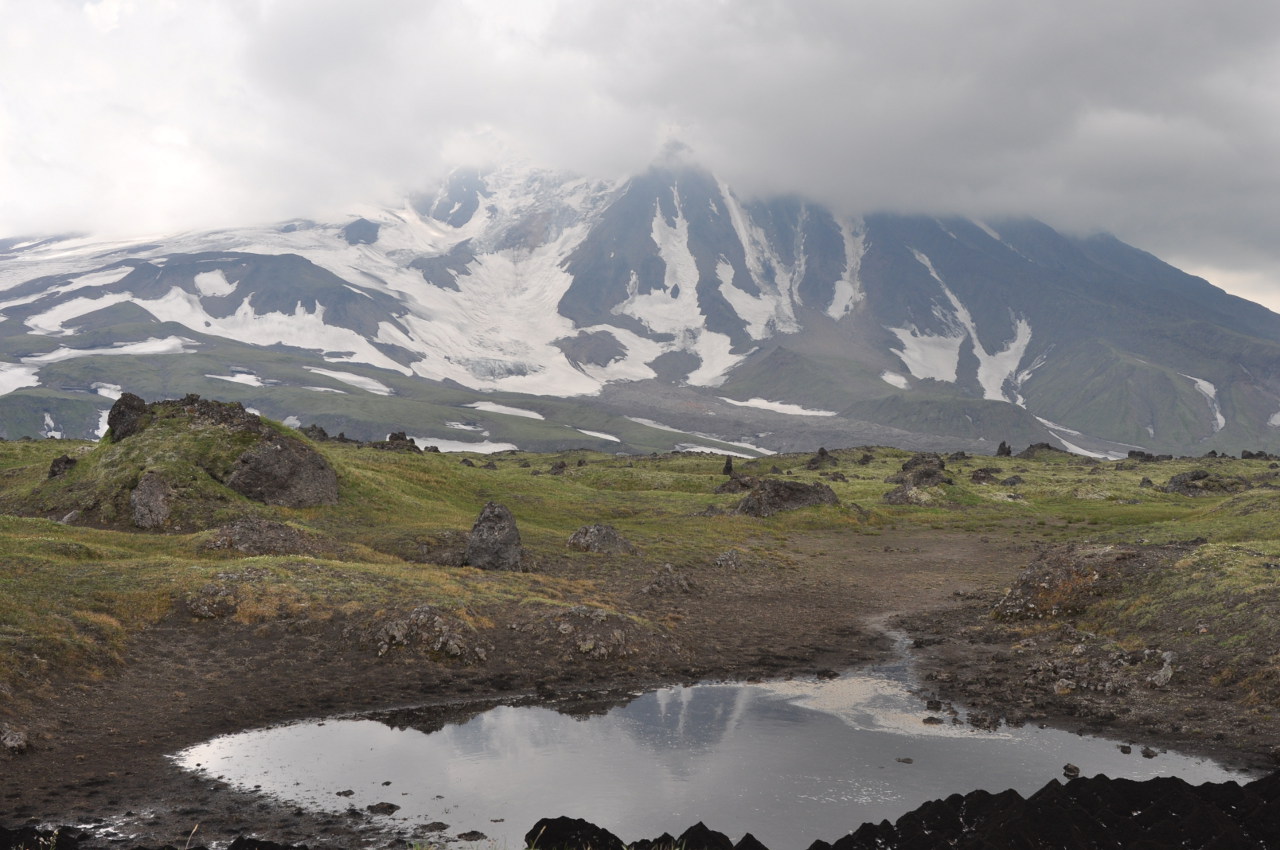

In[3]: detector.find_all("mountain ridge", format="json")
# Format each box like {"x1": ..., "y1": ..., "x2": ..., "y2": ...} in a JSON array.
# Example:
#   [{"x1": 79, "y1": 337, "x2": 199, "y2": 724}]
[{"x1": 2, "y1": 160, "x2": 1278, "y2": 457}]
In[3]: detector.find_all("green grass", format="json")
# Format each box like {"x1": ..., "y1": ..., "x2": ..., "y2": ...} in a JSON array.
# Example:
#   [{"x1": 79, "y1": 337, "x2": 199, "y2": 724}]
[{"x1": 2, "y1": 426, "x2": 1280, "y2": 707}]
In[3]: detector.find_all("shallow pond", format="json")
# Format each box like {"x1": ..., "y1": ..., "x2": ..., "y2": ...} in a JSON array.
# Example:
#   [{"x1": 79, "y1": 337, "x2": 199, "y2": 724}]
[{"x1": 175, "y1": 646, "x2": 1252, "y2": 849}]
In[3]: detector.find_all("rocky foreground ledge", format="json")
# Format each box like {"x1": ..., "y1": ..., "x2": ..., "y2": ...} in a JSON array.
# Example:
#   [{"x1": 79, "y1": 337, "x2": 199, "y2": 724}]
[{"x1": 5, "y1": 772, "x2": 1279, "y2": 850}]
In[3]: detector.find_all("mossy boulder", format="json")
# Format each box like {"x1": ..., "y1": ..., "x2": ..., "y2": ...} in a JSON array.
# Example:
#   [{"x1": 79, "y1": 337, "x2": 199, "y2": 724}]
[{"x1": 9, "y1": 394, "x2": 338, "y2": 531}]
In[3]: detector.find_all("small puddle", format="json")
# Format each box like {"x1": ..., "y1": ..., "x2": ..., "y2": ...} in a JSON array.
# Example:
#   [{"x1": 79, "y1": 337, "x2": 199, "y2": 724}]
[{"x1": 174, "y1": 639, "x2": 1253, "y2": 848}]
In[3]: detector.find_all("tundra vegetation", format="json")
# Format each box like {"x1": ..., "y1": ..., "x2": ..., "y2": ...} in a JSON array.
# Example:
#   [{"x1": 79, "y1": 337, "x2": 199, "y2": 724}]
[{"x1": 0, "y1": 399, "x2": 1278, "y2": 753}]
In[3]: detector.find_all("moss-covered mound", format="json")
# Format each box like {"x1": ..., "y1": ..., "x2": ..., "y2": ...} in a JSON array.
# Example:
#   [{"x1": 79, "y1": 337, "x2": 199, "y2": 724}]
[{"x1": 6, "y1": 394, "x2": 337, "y2": 532}]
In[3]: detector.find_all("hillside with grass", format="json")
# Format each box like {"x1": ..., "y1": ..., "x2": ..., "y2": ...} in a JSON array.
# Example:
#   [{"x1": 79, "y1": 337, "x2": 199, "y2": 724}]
[{"x1": 0, "y1": 399, "x2": 1278, "y2": 771}]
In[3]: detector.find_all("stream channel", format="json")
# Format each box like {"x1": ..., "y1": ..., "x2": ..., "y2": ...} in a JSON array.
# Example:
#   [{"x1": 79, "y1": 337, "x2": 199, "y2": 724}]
[{"x1": 173, "y1": 635, "x2": 1253, "y2": 848}]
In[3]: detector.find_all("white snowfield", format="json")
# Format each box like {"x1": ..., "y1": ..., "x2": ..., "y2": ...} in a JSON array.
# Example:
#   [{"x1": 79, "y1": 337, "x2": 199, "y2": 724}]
[
  {"x1": 887, "y1": 250, "x2": 1034, "y2": 404},
  {"x1": 1181, "y1": 373, "x2": 1226, "y2": 432},
  {"x1": 717, "y1": 397, "x2": 838, "y2": 416},
  {"x1": 465, "y1": 401, "x2": 544, "y2": 419},
  {"x1": 0, "y1": 163, "x2": 878, "y2": 405},
  {"x1": 408, "y1": 435, "x2": 519, "y2": 454},
  {"x1": 303, "y1": 367, "x2": 393, "y2": 395}
]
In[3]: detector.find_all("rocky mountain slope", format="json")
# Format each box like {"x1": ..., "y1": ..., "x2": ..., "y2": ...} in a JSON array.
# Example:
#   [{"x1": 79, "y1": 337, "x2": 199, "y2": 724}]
[{"x1": 3, "y1": 159, "x2": 1278, "y2": 456}]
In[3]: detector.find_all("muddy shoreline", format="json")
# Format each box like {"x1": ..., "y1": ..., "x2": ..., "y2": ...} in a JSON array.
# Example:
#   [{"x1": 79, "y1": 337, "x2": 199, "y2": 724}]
[{"x1": 2, "y1": 531, "x2": 1275, "y2": 848}]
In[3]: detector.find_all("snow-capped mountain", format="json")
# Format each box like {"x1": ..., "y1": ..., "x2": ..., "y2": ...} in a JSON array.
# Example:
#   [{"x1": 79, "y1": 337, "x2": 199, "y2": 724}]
[{"x1": 3, "y1": 159, "x2": 1279, "y2": 457}]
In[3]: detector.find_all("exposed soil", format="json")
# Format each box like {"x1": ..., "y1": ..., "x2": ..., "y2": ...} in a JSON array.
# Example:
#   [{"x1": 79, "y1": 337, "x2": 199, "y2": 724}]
[{"x1": 1, "y1": 529, "x2": 1273, "y2": 848}]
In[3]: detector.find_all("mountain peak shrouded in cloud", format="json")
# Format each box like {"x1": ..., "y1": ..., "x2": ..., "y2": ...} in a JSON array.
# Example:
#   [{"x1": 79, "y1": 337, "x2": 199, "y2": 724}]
[
  {"x1": 1, "y1": 1, "x2": 1278, "y2": 306},
  {"x1": 3, "y1": 162, "x2": 1280, "y2": 456}
]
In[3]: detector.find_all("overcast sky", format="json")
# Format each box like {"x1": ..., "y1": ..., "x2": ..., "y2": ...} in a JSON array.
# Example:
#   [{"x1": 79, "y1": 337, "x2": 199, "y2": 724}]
[{"x1": 3, "y1": 0, "x2": 1279, "y2": 309}]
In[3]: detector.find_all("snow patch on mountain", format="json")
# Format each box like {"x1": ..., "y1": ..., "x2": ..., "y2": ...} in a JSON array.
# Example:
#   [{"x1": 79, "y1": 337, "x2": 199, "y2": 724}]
[
  {"x1": 303, "y1": 367, "x2": 393, "y2": 395},
  {"x1": 718, "y1": 259, "x2": 785, "y2": 340},
  {"x1": 880, "y1": 371, "x2": 909, "y2": 389},
  {"x1": 138, "y1": 287, "x2": 414, "y2": 376},
  {"x1": 466, "y1": 401, "x2": 543, "y2": 420},
  {"x1": 207, "y1": 373, "x2": 265, "y2": 387},
  {"x1": 25, "y1": 292, "x2": 134, "y2": 335},
  {"x1": 0, "y1": 362, "x2": 41, "y2": 396},
  {"x1": 1181, "y1": 374, "x2": 1226, "y2": 432},
  {"x1": 887, "y1": 325, "x2": 965, "y2": 383},
  {"x1": 827, "y1": 219, "x2": 866, "y2": 320},
  {"x1": 23, "y1": 336, "x2": 195, "y2": 363},
  {"x1": 409, "y1": 435, "x2": 519, "y2": 454},
  {"x1": 887, "y1": 249, "x2": 1032, "y2": 402},
  {"x1": 576, "y1": 428, "x2": 620, "y2": 442},
  {"x1": 718, "y1": 397, "x2": 838, "y2": 416},
  {"x1": 194, "y1": 270, "x2": 237, "y2": 297},
  {"x1": 92, "y1": 382, "x2": 122, "y2": 400}
]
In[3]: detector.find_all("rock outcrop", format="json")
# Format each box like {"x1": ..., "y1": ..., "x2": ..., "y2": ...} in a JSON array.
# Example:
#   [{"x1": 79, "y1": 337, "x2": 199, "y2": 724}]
[
  {"x1": 567, "y1": 524, "x2": 637, "y2": 554},
  {"x1": 224, "y1": 433, "x2": 339, "y2": 507},
  {"x1": 464, "y1": 502, "x2": 523, "y2": 570},
  {"x1": 525, "y1": 772, "x2": 1280, "y2": 850},
  {"x1": 734, "y1": 479, "x2": 839, "y2": 517}
]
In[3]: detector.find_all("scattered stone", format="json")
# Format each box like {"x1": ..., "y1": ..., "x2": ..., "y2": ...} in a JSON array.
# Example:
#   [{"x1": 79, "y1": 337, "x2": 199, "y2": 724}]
[
  {"x1": 882, "y1": 484, "x2": 933, "y2": 506},
  {"x1": 200, "y1": 516, "x2": 338, "y2": 557},
  {"x1": 106, "y1": 392, "x2": 149, "y2": 442},
  {"x1": 525, "y1": 816, "x2": 625, "y2": 850},
  {"x1": 456, "y1": 831, "x2": 488, "y2": 841},
  {"x1": 549, "y1": 460, "x2": 568, "y2": 475},
  {"x1": 715, "y1": 474, "x2": 759, "y2": 494},
  {"x1": 225, "y1": 433, "x2": 339, "y2": 507},
  {"x1": 464, "y1": 502, "x2": 523, "y2": 571},
  {"x1": 884, "y1": 453, "x2": 952, "y2": 488},
  {"x1": 1063, "y1": 763, "x2": 1081, "y2": 778},
  {"x1": 129, "y1": 471, "x2": 174, "y2": 530},
  {"x1": 364, "y1": 432, "x2": 421, "y2": 453},
  {"x1": 1, "y1": 726, "x2": 28, "y2": 754},
  {"x1": 996, "y1": 440, "x2": 1012, "y2": 457},
  {"x1": 1000, "y1": 475, "x2": 1024, "y2": 487},
  {"x1": 896, "y1": 757, "x2": 914, "y2": 764},
  {"x1": 722, "y1": 455, "x2": 734, "y2": 476},
  {"x1": 640, "y1": 564, "x2": 696, "y2": 595},
  {"x1": 366, "y1": 802, "x2": 400, "y2": 816},
  {"x1": 734, "y1": 479, "x2": 839, "y2": 517},
  {"x1": 460, "y1": 458, "x2": 476, "y2": 467},
  {"x1": 1016, "y1": 442, "x2": 1071, "y2": 459},
  {"x1": 47, "y1": 454, "x2": 77, "y2": 478},
  {"x1": 970, "y1": 467, "x2": 1002, "y2": 484},
  {"x1": 567, "y1": 524, "x2": 637, "y2": 554},
  {"x1": 805, "y1": 447, "x2": 838, "y2": 470},
  {"x1": 1161, "y1": 469, "x2": 1250, "y2": 496}
]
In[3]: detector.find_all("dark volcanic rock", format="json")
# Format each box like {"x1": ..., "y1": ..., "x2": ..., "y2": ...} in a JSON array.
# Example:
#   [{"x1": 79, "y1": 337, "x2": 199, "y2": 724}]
[
  {"x1": 130, "y1": 471, "x2": 174, "y2": 529},
  {"x1": 1162, "y1": 469, "x2": 1251, "y2": 496},
  {"x1": 225, "y1": 433, "x2": 339, "y2": 507},
  {"x1": 567, "y1": 524, "x2": 637, "y2": 554},
  {"x1": 364, "y1": 431, "x2": 421, "y2": 453},
  {"x1": 676, "y1": 823, "x2": 734, "y2": 850},
  {"x1": 804, "y1": 447, "x2": 838, "y2": 470},
  {"x1": 526, "y1": 816, "x2": 625, "y2": 850},
  {"x1": 884, "y1": 453, "x2": 953, "y2": 488},
  {"x1": 734, "y1": 478, "x2": 839, "y2": 517},
  {"x1": 1016, "y1": 441, "x2": 1071, "y2": 459},
  {"x1": 464, "y1": 501, "x2": 523, "y2": 570},
  {"x1": 106, "y1": 392, "x2": 148, "y2": 442},
  {"x1": 715, "y1": 474, "x2": 759, "y2": 494},
  {"x1": 200, "y1": 516, "x2": 339, "y2": 557},
  {"x1": 47, "y1": 454, "x2": 77, "y2": 478},
  {"x1": 525, "y1": 772, "x2": 1280, "y2": 850},
  {"x1": 969, "y1": 466, "x2": 1002, "y2": 484}
]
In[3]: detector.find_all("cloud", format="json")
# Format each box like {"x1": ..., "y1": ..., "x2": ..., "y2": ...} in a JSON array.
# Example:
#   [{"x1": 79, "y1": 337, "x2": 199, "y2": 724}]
[{"x1": 1, "y1": 0, "x2": 1278, "y2": 306}]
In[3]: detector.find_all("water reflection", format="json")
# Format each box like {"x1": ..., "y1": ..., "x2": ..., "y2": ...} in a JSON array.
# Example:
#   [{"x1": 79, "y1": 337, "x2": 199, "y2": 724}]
[{"x1": 175, "y1": 664, "x2": 1251, "y2": 849}]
